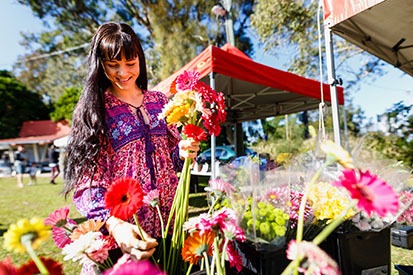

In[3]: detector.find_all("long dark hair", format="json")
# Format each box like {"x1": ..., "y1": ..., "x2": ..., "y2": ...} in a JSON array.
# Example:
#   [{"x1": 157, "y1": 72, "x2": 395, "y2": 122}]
[{"x1": 64, "y1": 22, "x2": 148, "y2": 197}]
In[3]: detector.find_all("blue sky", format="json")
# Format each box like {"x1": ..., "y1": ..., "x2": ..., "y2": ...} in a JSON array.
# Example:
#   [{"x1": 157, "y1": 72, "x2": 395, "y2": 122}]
[{"x1": 1, "y1": 0, "x2": 412, "y2": 123}]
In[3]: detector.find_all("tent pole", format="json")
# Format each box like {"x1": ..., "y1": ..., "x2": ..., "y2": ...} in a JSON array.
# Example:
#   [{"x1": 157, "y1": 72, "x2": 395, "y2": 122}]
[
  {"x1": 210, "y1": 72, "x2": 217, "y2": 180},
  {"x1": 324, "y1": 25, "x2": 342, "y2": 146}
]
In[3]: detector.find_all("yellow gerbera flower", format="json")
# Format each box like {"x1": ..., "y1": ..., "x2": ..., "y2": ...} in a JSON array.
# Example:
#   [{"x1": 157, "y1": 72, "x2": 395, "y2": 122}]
[
  {"x1": 166, "y1": 104, "x2": 190, "y2": 125},
  {"x1": 308, "y1": 182, "x2": 355, "y2": 222},
  {"x1": 3, "y1": 217, "x2": 51, "y2": 254},
  {"x1": 320, "y1": 140, "x2": 354, "y2": 169}
]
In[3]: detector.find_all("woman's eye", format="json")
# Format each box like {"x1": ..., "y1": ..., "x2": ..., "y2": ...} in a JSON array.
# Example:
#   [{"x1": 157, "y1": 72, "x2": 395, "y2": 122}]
[
  {"x1": 127, "y1": 63, "x2": 136, "y2": 67},
  {"x1": 106, "y1": 63, "x2": 117, "y2": 68}
]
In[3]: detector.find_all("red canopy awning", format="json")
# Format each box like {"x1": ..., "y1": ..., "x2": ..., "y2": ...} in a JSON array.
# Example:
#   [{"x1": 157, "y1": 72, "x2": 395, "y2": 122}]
[{"x1": 152, "y1": 44, "x2": 344, "y2": 123}]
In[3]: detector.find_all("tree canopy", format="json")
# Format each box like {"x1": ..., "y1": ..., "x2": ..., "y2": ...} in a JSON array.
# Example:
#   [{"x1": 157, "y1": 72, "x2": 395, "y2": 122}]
[
  {"x1": 14, "y1": 0, "x2": 254, "y2": 100},
  {"x1": 0, "y1": 70, "x2": 51, "y2": 139}
]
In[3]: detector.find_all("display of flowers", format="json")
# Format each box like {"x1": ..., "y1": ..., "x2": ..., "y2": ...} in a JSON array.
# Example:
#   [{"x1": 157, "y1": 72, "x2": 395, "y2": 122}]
[
  {"x1": 181, "y1": 207, "x2": 245, "y2": 275},
  {"x1": 158, "y1": 70, "x2": 226, "y2": 275}
]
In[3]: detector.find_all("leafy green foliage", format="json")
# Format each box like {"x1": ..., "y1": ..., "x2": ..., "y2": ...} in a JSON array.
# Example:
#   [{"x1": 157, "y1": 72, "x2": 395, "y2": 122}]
[
  {"x1": 49, "y1": 87, "x2": 81, "y2": 123},
  {"x1": 0, "y1": 71, "x2": 51, "y2": 139},
  {"x1": 367, "y1": 102, "x2": 413, "y2": 168},
  {"x1": 14, "y1": 0, "x2": 254, "y2": 97},
  {"x1": 250, "y1": 0, "x2": 385, "y2": 87}
]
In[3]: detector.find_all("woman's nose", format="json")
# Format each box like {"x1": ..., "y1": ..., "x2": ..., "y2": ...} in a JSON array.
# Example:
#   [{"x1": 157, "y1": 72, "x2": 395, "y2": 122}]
[{"x1": 116, "y1": 65, "x2": 127, "y2": 76}]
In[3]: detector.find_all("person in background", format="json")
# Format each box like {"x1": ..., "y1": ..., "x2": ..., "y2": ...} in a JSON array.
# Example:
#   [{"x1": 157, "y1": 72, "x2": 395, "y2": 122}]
[
  {"x1": 48, "y1": 144, "x2": 60, "y2": 184},
  {"x1": 28, "y1": 162, "x2": 39, "y2": 186},
  {"x1": 14, "y1": 145, "x2": 27, "y2": 188}
]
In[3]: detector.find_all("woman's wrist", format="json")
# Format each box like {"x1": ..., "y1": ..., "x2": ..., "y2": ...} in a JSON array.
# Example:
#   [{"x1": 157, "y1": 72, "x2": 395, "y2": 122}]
[{"x1": 106, "y1": 216, "x2": 123, "y2": 235}]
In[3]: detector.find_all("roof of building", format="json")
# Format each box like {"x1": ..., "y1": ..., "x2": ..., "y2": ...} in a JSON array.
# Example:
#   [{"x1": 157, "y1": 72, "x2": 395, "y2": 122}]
[{"x1": 0, "y1": 120, "x2": 71, "y2": 145}]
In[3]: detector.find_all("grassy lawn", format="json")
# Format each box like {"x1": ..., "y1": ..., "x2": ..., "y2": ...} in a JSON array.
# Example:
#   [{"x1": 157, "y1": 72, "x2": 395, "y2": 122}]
[{"x1": 0, "y1": 175, "x2": 411, "y2": 274}]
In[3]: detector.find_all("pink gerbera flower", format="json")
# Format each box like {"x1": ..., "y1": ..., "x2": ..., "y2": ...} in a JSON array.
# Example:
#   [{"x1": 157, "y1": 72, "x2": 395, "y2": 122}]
[
  {"x1": 226, "y1": 242, "x2": 243, "y2": 272},
  {"x1": 334, "y1": 169, "x2": 399, "y2": 217},
  {"x1": 104, "y1": 260, "x2": 165, "y2": 275},
  {"x1": 175, "y1": 70, "x2": 200, "y2": 91},
  {"x1": 143, "y1": 189, "x2": 160, "y2": 208},
  {"x1": 222, "y1": 221, "x2": 246, "y2": 242},
  {"x1": 44, "y1": 206, "x2": 70, "y2": 227},
  {"x1": 206, "y1": 178, "x2": 235, "y2": 195},
  {"x1": 286, "y1": 240, "x2": 340, "y2": 275},
  {"x1": 51, "y1": 218, "x2": 77, "y2": 248}
]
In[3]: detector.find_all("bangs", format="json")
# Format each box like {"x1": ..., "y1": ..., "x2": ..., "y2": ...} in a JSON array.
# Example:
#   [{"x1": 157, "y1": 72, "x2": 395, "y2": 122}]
[{"x1": 99, "y1": 33, "x2": 139, "y2": 61}]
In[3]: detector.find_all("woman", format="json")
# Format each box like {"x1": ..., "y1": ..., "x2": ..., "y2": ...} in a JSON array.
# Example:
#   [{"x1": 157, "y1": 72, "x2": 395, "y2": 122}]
[{"x1": 64, "y1": 22, "x2": 199, "y2": 273}]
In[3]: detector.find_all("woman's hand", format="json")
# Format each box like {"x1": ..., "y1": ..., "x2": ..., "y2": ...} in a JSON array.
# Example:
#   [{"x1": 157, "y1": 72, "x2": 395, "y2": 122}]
[
  {"x1": 106, "y1": 217, "x2": 158, "y2": 261},
  {"x1": 179, "y1": 139, "x2": 200, "y2": 160}
]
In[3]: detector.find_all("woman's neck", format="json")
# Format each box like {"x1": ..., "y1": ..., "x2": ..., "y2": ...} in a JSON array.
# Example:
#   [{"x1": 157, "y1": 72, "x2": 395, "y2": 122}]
[{"x1": 109, "y1": 84, "x2": 144, "y2": 107}]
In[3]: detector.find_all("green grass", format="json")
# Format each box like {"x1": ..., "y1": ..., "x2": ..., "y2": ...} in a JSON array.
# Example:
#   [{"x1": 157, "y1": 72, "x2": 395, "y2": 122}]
[
  {"x1": 0, "y1": 176, "x2": 83, "y2": 274},
  {"x1": 0, "y1": 175, "x2": 411, "y2": 275}
]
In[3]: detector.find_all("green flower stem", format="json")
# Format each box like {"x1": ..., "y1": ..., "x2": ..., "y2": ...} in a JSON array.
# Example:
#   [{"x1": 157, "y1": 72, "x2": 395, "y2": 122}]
[
  {"x1": 22, "y1": 238, "x2": 49, "y2": 275},
  {"x1": 208, "y1": 194, "x2": 222, "y2": 214},
  {"x1": 62, "y1": 225, "x2": 73, "y2": 233},
  {"x1": 203, "y1": 252, "x2": 211, "y2": 275},
  {"x1": 156, "y1": 205, "x2": 167, "y2": 270},
  {"x1": 85, "y1": 254, "x2": 106, "y2": 271},
  {"x1": 221, "y1": 238, "x2": 229, "y2": 268},
  {"x1": 133, "y1": 214, "x2": 158, "y2": 265},
  {"x1": 186, "y1": 263, "x2": 194, "y2": 275},
  {"x1": 167, "y1": 157, "x2": 192, "y2": 274},
  {"x1": 133, "y1": 214, "x2": 146, "y2": 242},
  {"x1": 213, "y1": 237, "x2": 225, "y2": 275},
  {"x1": 312, "y1": 200, "x2": 357, "y2": 246}
]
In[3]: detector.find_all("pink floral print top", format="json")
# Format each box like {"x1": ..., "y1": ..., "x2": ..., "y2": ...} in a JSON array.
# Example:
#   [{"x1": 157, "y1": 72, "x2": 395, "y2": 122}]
[{"x1": 72, "y1": 90, "x2": 183, "y2": 238}]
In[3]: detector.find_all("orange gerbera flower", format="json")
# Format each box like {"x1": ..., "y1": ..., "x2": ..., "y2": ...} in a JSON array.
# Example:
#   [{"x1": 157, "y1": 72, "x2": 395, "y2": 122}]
[
  {"x1": 70, "y1": 219, "x2": 105, "y2": 241},
  {"x1": 181, "y1": 230, "x2": 214, "y2": 265}
]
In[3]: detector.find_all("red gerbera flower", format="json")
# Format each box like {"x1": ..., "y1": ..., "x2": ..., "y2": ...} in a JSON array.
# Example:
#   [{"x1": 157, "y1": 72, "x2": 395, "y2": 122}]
[
  {"x1": 182, "y1": 124, "x2": 207, "y2": 142},
  {"x1": 0, "y1": 256, "x2": 17, "y2": 275},
  {"x1": 333, "y1": 169, "x2": 399, "y2": 217},
  {"x1": 17, "y1": 257, "x2": 63, "y2": 275},
  {"x1": 104, "y1": 178, "x2": 145, "y2": 221}
]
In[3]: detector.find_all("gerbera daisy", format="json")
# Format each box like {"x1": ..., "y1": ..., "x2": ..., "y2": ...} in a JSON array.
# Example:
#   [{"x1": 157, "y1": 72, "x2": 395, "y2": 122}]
[
  {"x1": 166, "y1": 104, "x2": 190, "y2": 125},
  {"x1": 62, "y1": 231, "x2": 102, "y2": 263},
  {"x1": 3, "y1": 217, "x2": 51, "y2": 254},
  {"x1": 44, "y1": 206, "x2": 70, "y2": 228},
  {"x1": 0, "y1": 256, "x2": 17, "y2": 275},
  {"x1": 143, "y1": 189, "x2": 160, "y2": 208},
  {"x1": 181, "y1": 230, "x2": 215, "y2": 265},
  {"x1": 182, "y1": 124, "x2": 207, "y2": 142},
  {"x1": 320, "y1": 140, "x2": 354, "y2": 169},
  {"x1": 175, "y1": 70, "x2": 200, "y2": 91},
  {"x1": 205, "y1": 178, "x2": 235, "y2": 195},
  {"x1": 17, "y1": 257, "x2": 63, "y2": 275},
  {"x1": 70, "y1": 219, "x2": 105, "y2": 240},
  {"x1": 52, "y1": 218, "x2": 77, "y2": 248},
  {"x1": 334, "y1": 169, "x2": 399, "y2": 217},
  {"x1": 104, "y1": 178, "x2": 145, "y2": 221},
  {"x1": 286, "y1": 240, "x2": 340, "y2": 275},
  {"x1": 226, "y1": 242, "x2": 243, "y2": 272}
]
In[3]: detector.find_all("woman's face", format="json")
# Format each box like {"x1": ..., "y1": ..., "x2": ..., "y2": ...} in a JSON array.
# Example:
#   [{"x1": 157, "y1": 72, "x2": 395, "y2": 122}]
[{"x1": 102, "y1": 51, "x2": 140, "y2": 91}]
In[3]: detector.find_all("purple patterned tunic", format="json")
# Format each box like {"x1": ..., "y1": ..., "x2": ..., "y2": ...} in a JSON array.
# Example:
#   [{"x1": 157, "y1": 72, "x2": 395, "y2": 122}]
[{"x1": 73, "y1": 90, "x2": 183, "y2": 241}]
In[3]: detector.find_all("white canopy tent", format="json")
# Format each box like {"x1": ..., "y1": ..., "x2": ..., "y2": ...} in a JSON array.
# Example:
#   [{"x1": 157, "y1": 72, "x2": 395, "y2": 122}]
[{"x1": 323, "y1": 0, "x2": 413, "y2": 144}]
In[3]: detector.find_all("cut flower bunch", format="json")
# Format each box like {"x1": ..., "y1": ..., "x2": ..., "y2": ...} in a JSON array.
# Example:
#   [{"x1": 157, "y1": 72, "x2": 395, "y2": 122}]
[{"x1": 158, "y1": 70, "x2": 226, "y2": 274}]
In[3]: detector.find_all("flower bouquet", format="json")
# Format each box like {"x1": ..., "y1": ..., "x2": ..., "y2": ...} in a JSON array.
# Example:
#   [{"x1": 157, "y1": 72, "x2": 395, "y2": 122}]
[
  {"x1": 181, "y1": 207, "x2": 245, "y2": 275},
  {"x1": 43, "y1": 206, "x2": 116, "y2": 273},
  {"x1": 158, "y1": 70, "x2": 226, "y2": 274}
]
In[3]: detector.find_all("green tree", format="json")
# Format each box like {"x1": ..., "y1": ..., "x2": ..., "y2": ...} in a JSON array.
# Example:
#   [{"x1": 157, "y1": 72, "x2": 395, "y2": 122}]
[
  {"x1": 14, "y1": 0, "x2": 254, "y2": 97},
  {"x1": 50, "y1": 87, "x2": 81, "y2": 123},
  {"x1": 0, "y1": 70, "x2": 51, "y2": 139},
  {"x1": 250, "y1": 0, "x2": 386, "y2": 85}
]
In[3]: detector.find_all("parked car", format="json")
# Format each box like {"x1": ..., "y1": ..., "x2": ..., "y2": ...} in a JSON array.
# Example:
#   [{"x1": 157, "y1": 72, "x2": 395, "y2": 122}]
[
  {"x1": 196, "y1": 146, "x2": 236, "y2": 164},
  {"x1": 0, "y1": 163, "x2": 12, "y2": 177}
]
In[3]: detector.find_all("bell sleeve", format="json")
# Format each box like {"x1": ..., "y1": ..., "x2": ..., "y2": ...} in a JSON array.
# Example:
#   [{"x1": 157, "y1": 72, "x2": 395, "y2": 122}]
[{"x1": 72, "y1": 139, "x2": 114, "y2": 222}]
